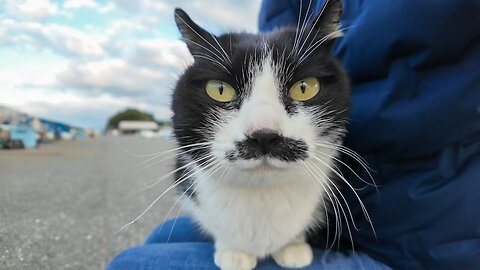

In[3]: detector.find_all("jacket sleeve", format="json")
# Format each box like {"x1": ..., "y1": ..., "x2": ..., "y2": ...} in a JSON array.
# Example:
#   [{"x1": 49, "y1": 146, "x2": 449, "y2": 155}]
[
  {"x1": 258, "y1": 0, "x2": 480, "y2": 269},
  {"x1": 258, "y1": 0, "x2": 303, "y2": 32}
]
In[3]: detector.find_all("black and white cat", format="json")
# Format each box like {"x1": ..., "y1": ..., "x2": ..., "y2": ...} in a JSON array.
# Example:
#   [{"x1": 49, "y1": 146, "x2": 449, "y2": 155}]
[{"x1": 171, "y1": 0, "x2": 350, "y2": 269}]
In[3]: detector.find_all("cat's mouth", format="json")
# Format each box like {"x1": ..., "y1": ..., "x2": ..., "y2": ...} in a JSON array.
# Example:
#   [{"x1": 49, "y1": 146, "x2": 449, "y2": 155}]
[{"x1": 232, "y1": 157, "x2": 289, "y2": 171}]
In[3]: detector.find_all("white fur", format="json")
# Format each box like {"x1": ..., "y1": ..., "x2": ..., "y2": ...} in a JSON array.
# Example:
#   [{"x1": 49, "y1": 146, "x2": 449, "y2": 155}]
[
  {"x1": 214, "y1": 250, "x2": 257, "y2": 270},
  {"x1": 184, "y1": 166, "x2": 323, "y2": 257},
  {"x1": 273, "y1": 242, "x2": 313, "y2": 268},
  {"x1": 211, "y1": 55, "x2": 321, "y2": 172},
  {"x1": 182, "y1": 54, "x2": 338, "y2": 270}
]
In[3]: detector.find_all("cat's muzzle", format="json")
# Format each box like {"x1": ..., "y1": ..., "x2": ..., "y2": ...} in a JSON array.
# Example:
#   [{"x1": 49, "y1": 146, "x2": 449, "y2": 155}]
[{"x1": 228, "y1": 130, "x2": 309, "y2": 163}]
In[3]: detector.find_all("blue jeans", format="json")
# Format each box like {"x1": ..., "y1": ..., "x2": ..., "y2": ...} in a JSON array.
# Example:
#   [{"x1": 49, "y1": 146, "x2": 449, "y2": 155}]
[{"x1": 107, "y1": 217, "x2": 391, "y2": 270}]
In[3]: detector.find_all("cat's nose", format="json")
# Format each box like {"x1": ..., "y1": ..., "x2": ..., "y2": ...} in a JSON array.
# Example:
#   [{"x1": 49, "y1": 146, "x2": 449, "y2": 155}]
[{"x1": 247, "y1": 130, "x2": 282, "y2": 155}]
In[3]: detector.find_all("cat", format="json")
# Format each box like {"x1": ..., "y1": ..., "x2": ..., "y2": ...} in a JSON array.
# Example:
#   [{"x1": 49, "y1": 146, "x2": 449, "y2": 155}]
[{"x1": 171, "y1": 0, "x2": 351, "y2": 269}]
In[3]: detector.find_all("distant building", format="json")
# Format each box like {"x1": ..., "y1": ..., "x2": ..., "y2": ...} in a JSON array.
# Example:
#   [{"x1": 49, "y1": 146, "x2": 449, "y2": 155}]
[
  {"x1": 0, "y1": 105, "x2": 91, "y2": 149},
  {"x1": 0, "y1": 105, "x2": 30, "y2": 124},
  {"x1": 118, "y1": 121, "x2": 159, "y2": 134}
]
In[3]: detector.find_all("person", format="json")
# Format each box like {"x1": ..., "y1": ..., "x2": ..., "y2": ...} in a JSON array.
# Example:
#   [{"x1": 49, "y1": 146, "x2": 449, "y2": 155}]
[{"x1": 107, "y1": 0, "x2": 480, "y2": 269}]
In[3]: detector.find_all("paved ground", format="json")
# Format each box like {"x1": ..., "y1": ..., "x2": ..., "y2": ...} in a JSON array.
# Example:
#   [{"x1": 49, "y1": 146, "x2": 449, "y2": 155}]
[{"x1": 0, "y1": 136, "x2": 183, "y2": 270}]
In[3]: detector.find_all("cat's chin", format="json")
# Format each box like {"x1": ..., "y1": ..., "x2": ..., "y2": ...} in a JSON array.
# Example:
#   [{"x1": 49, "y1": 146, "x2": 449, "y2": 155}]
[
  {"x1": 224, "y1": 158, "x2": 304, "y2": 186},
  {"x1": 229, "y1": 158, "x2": 300, "y2": 178},
  {"x1": 232, "y1": 158, "x2": 293, "y2": 172}
]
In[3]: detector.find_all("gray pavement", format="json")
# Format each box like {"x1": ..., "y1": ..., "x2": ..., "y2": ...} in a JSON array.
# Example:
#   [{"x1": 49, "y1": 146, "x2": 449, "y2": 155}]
[{"x1": 0, "y1": 136, "x2": 183, "y2": 270}]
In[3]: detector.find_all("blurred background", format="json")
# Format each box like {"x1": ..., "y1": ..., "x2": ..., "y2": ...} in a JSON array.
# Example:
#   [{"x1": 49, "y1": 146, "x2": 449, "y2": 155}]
[
  {"x1": 0, "y1": 0, "x2": 260, "y2": 134},
  {"x1": 0, "y1": 0, "x2": 260, "y2": 269}
]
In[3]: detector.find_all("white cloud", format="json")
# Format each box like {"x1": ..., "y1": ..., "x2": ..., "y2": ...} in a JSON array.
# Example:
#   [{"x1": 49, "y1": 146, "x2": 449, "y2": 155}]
[
  {"x1": 129, "y1": 39, "x2": 192, "y2": 70},
  {"x1": 53, "y1": 38, "x2": 191, "y2": 100},
  {"x1": 186, "y1": 0, "x2": 261, "y2": 33},
  {"x1": 63, "y1": 0, "x2": 114, "y2": 13},
  {"x1": 0, "y1": 19, "x2": 106, "y2": 58},
  {"x1": 112, "y1": 0, "x2": 261, "y2": 33},
  {"x1": 0, "y1": 0, "x2": 262, "y2": 129},
  {"x1": 63, "y1": 0, "x2": 98, "y2": 9},
  {"x1": 0, "y1": 49, "x2": 68, "y2": 92},
  {"x1": 56, "y1": 59, "x2": 166, "y2": 96},
  {"x1": 16, "y1": 0, "x2": 58, "y2": 20}
]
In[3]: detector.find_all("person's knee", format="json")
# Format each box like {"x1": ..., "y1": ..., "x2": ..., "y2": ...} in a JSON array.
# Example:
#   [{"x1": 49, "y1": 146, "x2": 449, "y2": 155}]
[
  {"x1": 145, "y1": 216, "x2": 211, "y2": 244},
  {"x1": 106, "y1": 243, "x2": 217, "y2": 270},
  {"x1": 106, "y1": 246, "x2": 146, "y2": 270}
]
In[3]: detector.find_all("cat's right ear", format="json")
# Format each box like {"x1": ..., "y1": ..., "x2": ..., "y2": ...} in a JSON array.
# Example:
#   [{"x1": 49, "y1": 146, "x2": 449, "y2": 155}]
[
  {"x1": 305, "y1": 0, "x2": 343, "y2": 49},
  {"x1": 174, "y1": 8, "x2": 212, "y2": 56}
]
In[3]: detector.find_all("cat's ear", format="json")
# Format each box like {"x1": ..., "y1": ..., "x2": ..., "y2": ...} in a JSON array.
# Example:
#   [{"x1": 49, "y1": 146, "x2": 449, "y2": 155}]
[
  {"x1": 174, "y1": 8, "x2": 215, "y2": 56},
  {"x1": 307, "y1": 0, "x2": 343, "y2": 46}
]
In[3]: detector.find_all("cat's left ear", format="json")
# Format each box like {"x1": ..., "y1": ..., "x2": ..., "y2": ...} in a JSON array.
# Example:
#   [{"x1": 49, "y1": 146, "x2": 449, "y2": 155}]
[
  {"x1": 174, "y1": 8, "x2": 218, "y2": 57},
  {"x1": 307, "y1": 0, "x2": 343, "y2": 46}
]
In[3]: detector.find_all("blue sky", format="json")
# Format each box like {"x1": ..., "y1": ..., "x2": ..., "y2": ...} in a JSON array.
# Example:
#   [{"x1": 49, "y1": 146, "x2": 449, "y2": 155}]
[{"x1": 0, "y1": 0, "x2": 261, "y2": 130}]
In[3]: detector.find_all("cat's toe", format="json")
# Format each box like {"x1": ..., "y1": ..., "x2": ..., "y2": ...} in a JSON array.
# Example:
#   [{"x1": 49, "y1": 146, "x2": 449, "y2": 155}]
[
  {"x1": 214, "y1": 250, "x2": 257, "y2": 270},
  {"x1": 273, "y1": 242, "x2": 313, "y2": 269}
]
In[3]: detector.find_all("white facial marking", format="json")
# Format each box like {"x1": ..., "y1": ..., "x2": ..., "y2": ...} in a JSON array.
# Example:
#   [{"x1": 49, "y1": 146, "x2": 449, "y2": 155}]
[
  {"x1": 178, "y1": 40, "x2": 349, "y2": 270},
  {"x1": 211, "y1": 52, "x2": 325, "y2": 172},
  {"x1": 241, "y1": 57, "x2": 284, "y2": 135}
]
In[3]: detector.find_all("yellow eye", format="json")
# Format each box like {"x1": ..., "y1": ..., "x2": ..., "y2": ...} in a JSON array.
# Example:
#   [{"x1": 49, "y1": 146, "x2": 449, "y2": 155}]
[
  {"x1": 205, "y1": 80, "x2": 237, "y2": 102},
  {"x1": 289, "y1": 77, "x2": 320, "y2": 101}
]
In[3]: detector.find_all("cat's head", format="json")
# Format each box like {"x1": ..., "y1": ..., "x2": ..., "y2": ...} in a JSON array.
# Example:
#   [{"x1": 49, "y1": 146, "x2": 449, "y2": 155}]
[{"x1": 172, "y1": 0, "x2": 349, "y2": 183}]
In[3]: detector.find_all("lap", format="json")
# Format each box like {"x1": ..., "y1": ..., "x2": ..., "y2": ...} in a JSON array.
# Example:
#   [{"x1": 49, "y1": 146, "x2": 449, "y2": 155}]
[
  {"x1": 145, "y1": 216, "x2": 211, "y2": 244},
  {"x1": 108, "y1": 216, "x2": 391, "y2": 270}
]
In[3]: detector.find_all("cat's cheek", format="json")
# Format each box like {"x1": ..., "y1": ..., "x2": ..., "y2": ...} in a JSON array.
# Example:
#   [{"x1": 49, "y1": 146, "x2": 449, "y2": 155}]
[
  {"x1": 281, "y1": 109, "x2": 318, "y2": 157},
  {"x1": 211, "y1": 112, "x2": 245, "y2": 163}
]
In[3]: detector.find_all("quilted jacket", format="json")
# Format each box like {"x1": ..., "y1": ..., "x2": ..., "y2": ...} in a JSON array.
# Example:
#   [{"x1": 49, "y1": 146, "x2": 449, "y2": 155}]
[{"x1": 259, "y1": 0, "x2": 480, "y2": 269}]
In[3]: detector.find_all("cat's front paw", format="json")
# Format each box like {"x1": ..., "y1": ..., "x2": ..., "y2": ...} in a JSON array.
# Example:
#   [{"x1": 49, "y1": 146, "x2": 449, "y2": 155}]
[
  {"x1": 273, "y1": 242, "x2": 313, "y2": 269},
  {"x1": 214, "y1": 249, "x2": 257, "y2": 270}
]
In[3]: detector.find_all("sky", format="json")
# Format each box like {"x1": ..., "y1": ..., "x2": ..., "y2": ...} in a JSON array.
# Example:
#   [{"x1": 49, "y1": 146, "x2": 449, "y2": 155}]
[{"x1": 0, "y1": 0, "x2": 261, "y2": 130}]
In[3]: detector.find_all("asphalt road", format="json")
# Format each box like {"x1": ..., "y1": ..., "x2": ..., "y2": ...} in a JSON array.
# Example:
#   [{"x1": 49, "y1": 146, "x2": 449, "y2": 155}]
[{"x1": 0, "y1": 136, "x2": 183, "y2": 270}]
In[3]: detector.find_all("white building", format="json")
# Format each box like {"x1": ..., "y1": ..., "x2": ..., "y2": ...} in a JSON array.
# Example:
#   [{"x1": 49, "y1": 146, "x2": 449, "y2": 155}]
[{"x1": 118, "y1": 121, "x2": 159, "y2": 134}]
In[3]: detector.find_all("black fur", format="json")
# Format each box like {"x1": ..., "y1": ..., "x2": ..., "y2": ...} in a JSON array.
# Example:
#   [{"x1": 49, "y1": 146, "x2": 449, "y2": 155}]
[
  {"x1": 171, "y1": 1, "x2": 350, "y2": 251},
  {"x1": 231, "y1": 136, "x2": 309, "y2": 162},
  {"x1": 174, "y1": 158, "x2": 197, "y2": 200}
]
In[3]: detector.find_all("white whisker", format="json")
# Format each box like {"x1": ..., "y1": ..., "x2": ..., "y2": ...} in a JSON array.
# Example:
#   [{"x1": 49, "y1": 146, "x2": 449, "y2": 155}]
[
  {"x1": 125, "y1": 154, "x2": 214, "y2": 199},
  {"x1": 305, "y1": 160, "x2": 354, "y2": 250},
  {"x1": 175, "y1": 13, "x2": 231, "y2": 65},
  {"x1": 297, "y1": 25, "x2": 358, "y2": 66},
  {"x1": 133, "y1": 145, "x2": 211, "y2": 174},
  {"x1": 117, "y1": 155, "x2": 218, "y2": 232},
  {"x1": 315, "y1": 149, "x2": 377, "y2": 189},
  {"x1": 166, "y1": 162, "x2": 224, "y2": 243},
  {"x1": 133, "y1": 141, "x2": 211, "y2": 170},
  {"x1": 301, "y1": 165, "x2": 338, "y2": 249},
  {"x1": 302, "y1": 161, "x2": 343, "y2": 250},
  {"x1": 310, "y1": 154, "x2": 377, "y2": 239}
]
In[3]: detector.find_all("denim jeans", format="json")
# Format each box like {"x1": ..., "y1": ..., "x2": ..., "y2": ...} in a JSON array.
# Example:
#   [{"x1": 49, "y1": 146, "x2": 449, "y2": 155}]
[{"x1": 107, "y1": 216, "x2": 391, "y2": 270}]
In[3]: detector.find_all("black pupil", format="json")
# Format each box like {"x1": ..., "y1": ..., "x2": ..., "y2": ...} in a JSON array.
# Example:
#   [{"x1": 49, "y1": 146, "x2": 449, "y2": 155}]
[
  {"x1": 219, "y1": 83, "x2": 224, "y2": 95},
  {"x1": 300, "y1": 81, "x2": 306, "y2": 94}
]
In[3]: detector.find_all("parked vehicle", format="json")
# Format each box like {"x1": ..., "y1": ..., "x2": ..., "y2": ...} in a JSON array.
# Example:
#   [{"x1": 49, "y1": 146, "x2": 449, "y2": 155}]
[
  {"x1": 5, "y1": 139, "x2": 25, "y2": 149},
  {"x1": 0, "y1": 126, "x2": 7, "y2": 149},
  {"x1": 7, "y1": 125, "x2": 37, "y2": 149}
]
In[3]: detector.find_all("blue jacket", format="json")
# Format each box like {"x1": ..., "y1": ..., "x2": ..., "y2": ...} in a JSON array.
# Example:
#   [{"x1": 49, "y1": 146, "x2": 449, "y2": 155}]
[{"x1": 259, "y1": 1, "x2": 480, "y2": 269}]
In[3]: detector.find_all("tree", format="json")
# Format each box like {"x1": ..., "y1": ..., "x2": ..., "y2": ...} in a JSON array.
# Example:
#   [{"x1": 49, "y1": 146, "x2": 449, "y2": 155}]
[{"x1": 106, "y1": 108, "x2": 156, "y2": 130}]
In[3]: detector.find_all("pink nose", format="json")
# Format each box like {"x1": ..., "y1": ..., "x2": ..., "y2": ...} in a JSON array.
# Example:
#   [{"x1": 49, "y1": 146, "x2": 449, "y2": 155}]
[{"x1": 244, "y1": 102, "x2": 281, "y2": 136}]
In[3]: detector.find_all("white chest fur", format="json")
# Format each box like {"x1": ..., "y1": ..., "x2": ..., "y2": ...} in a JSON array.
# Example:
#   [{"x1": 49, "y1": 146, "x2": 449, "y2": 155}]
[{"x1": 184, "y1": 172, "x2": 325, "y2": 258}]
